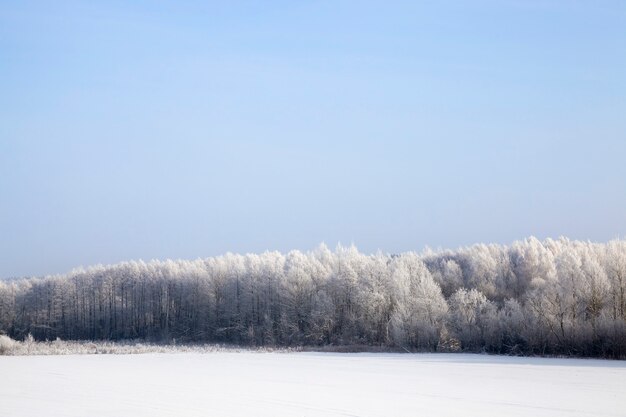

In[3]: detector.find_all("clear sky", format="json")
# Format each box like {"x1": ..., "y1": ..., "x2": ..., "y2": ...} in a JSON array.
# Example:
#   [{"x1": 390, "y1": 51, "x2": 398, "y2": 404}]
[{"x1": 1, "y1": 1, "x2": 625, "y2": 278}]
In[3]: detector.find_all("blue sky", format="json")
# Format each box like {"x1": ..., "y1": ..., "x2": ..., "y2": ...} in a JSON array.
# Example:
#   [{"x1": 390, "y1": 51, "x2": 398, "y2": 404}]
[{"x1": 1, "y1": 1, "x2": 625, "y2": 277}]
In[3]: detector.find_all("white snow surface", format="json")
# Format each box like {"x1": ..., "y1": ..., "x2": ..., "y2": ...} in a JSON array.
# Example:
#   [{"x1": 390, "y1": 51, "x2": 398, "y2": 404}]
[{"x1": 1, "y1": 352, "x2": 624, "y2": 417}]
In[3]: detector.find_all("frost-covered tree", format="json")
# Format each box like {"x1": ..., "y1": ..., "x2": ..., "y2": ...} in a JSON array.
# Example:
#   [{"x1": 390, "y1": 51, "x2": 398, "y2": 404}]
[
  {"x1": 605, "y1": 240, "x2": 626, "y2": 320},
  {"x1": 389, "y1": 254, "x2": 448, "y2": 350},
  {"x1": 448, "y1": 288, "x2": 498, "y2": 350}
]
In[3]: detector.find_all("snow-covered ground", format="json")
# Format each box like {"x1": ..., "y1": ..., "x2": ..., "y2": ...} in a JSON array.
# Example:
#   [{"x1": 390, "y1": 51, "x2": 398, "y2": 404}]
[{"x1": 1, "y1": 353, "x2": 624, "y2": 417}]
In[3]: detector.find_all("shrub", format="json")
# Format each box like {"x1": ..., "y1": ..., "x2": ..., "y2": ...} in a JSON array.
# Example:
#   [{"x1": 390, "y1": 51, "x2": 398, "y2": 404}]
[{"x1": 0, "y1": 335, "x2": 16, "y2": 355}]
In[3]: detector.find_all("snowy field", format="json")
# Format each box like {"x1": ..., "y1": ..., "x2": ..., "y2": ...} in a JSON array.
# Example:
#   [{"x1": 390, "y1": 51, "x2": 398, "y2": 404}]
[{"x1": 1, "y1": 353, "x2": 624, "y2": 417}]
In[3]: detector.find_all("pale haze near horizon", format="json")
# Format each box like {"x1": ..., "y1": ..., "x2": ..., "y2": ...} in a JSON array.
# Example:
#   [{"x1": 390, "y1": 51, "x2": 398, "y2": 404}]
[{"x1": 1, "y1": 1, "x2": 625, "y2": 278}]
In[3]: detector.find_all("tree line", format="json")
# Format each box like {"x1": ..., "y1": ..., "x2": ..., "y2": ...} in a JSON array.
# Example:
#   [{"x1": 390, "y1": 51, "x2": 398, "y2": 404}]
[{"x1": 0, "y1": 237, "x2": 624, "y2": 358}]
